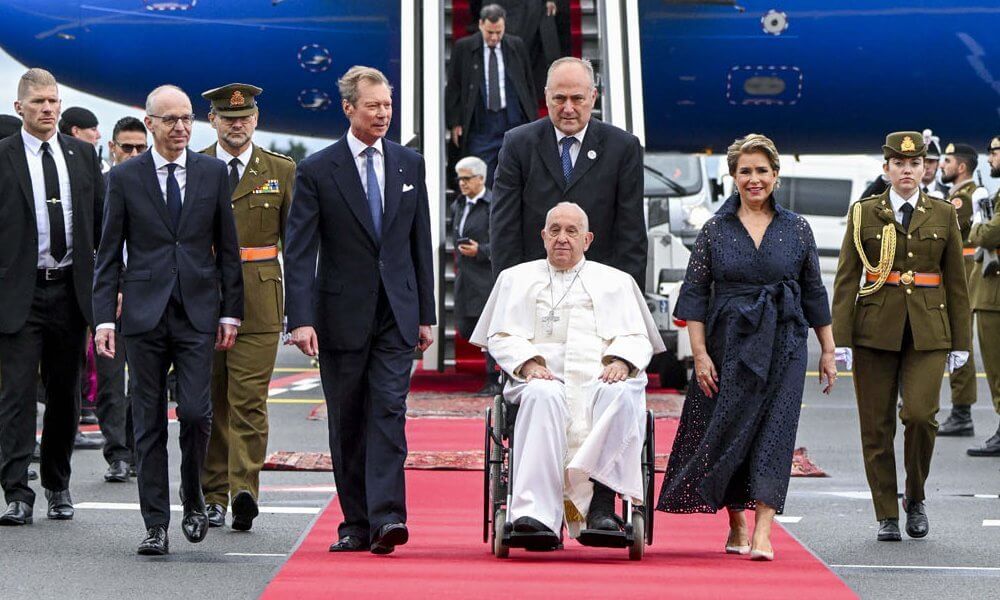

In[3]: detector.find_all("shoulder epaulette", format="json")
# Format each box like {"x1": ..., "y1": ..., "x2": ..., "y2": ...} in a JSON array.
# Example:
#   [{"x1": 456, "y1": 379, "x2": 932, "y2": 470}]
[{"x1": 261, "y1": 147, "x2": 295, "y2": 163}]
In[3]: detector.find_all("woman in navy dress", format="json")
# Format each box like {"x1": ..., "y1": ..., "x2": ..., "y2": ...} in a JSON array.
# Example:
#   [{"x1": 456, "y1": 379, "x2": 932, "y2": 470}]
[{"x1": 657, "y1": 134, "x2": 837, "y2": 561}]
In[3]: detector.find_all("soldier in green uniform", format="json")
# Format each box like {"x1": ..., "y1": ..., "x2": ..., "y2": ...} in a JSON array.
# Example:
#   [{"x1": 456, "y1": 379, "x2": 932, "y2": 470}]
[
  {"x1": 832, "y1": 132, "x2": 971, "y2": 542},
  {"x1": 199, "y1": 83, "x2": 295, "y2": 530},
  {"x1": 965, "y1": 135, "x2": 1000, "y2": 457},
  {"x1": 936, "y1": 143, "x2": 988, "y2": 436}
]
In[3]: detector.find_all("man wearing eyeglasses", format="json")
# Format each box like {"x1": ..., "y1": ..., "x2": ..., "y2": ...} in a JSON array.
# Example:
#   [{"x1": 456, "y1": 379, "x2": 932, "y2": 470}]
[
  {"x1": 198, "y1": 83, "x2": 295, "y2": 532},
  {"x1": 93, "y1": 85, "x2": 243, "y2": 555}
]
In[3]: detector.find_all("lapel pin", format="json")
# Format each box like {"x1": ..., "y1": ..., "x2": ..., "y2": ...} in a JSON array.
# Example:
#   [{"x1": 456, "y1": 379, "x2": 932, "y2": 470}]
[
  {"x1": 249, "y1": 168, "x2": 258, "y2": 176},
  {"x1": 587, "y1": 150, "x2": 597, "y2": 160},
  {"x1": 255, "y1": 156, "x2": 260, "y2": 165},
  {"x1": 67, "y1": 149, "x2": 74, "y2": 155}
]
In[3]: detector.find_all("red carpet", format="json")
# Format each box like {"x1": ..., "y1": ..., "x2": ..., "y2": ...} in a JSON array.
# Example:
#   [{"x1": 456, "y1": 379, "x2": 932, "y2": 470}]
[{"x1": 261, "y1": 419, "x2": 853, "y2": 599}]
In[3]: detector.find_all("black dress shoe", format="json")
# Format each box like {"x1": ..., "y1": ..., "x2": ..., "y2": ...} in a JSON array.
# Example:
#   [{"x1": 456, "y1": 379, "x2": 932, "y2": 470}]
[
  {"x1": 206, "y1": 503, "x2": 226, "y2": 528},
  {"x1": 79, "y1": 409, "x2": 99, "y2": 425},
  {"x1": 586, "y1": 481, "x2": 622, "y2": 531},
  {"x1": 137, "y1": 525, "x2": 169, "y2": 555},
  {"x1": 329, "y1": 535, "x2": 369, "y2": 552},
  {"x1": 127, "y1": 463, "x2": 138, "y2": 477},
  {"x1": 877, "y1": 518, "x2": 901, "y2": 541},
  {"x1": 28, "y1": 468, "x2": 37, "y2": 481},
  {"x1": 370, "y1": 523, "x2": 409, "y2": 555},
  {"x1": 475, "y1": 381, "x2": 503, "y2": 396},
  {"x1": 967, "y1": 423, "x2": 1000, "y2": 457},
  {"x1": 31, "y1": 442, "x2": 40, "y2": 463},
  {"x1": 45, "y1": 489, "x2": 74, "y2": 520},
  {"x1": 104, "y1": 460, "x2": 130, "y2": 483},
  {"x1": 231, "y1": 490, "x2": 259, "y2": 531},
  {"x1": 181, "y1": 507, "x2": 209, "y2": 543},
  {"x1": 938, "y1": 405, "x2": 974, "y2": 437},
  {"x1": 902, "y1": 498, "x2": 929, "y2": 538},
  {"x1": 512, "y1": 516, "x2": 554, "y2": 534},
  {"x1": 74, "y1": 431, "x2": 104, "y2": 450},
  {"x1": 0, "y1": 501, "x2": 33, "y2": 526}
]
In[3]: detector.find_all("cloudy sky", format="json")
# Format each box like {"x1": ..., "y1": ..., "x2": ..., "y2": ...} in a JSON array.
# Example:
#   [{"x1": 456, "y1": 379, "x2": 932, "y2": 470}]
[{"x1": 0, "y1": 48, "x2": 334, "y2": 158}]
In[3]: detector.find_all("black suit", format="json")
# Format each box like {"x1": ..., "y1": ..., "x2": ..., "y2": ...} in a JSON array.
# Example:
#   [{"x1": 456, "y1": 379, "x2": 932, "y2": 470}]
[
  {"x1": 284, "y1": 136, "x2": 435, "y2": 542},
  {"x1": 0, "y1": 131, "x2": 103, "y2": 505},
  {"x1": 451, "y1": 189, "x2": 495, "y2": 335},
  {"x1": 491, "y1": 117, "x2": 647, "y2": 286},
  {"x1": 94, "y1": 149, "x2": 243, "y2": 528},
  {"x1": 446, "y1": 32, "x2": 535, "y2": 185}
]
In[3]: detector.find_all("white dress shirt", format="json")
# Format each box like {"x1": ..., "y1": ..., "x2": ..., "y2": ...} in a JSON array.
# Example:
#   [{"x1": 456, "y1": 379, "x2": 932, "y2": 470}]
[
  {"x1": 458, "y1": 188, "x2": 486, "y2": 236},
  {"x1": 216, "y1": 144, "x2": 254, "y2": 181},
  {"x1": 22, "y1": 129, "x2": 73, "y2": 268},
  {"x1": 483, "y1": 40, "x2": 507, "y2": 109},
  {"x1": 346, "y1": 129, "x2": 385, "y2": 206},
  {"x1": 888, "y1": 187, "x2": 918, "y2": 222},
  {"x1": 554, "y1": 123, "x2": 590, "y2": 168}
]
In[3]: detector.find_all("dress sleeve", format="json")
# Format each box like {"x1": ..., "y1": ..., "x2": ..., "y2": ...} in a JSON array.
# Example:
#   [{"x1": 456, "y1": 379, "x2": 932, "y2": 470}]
[
  {"x1": 673, "y1": 221, "x2": 714, "y2": 322},
  {"x1": 796, "y1": 217, "x2": 832, "y2": 327}
]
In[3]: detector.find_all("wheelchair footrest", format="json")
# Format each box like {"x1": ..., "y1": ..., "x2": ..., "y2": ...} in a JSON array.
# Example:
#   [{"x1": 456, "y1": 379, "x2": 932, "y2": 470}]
[
  {"x1": 577, "y1": 528, "x2": 632, "y2": 548},
  {"x1": 507, "y1": 531, "x2": 561, "y2": 551}
]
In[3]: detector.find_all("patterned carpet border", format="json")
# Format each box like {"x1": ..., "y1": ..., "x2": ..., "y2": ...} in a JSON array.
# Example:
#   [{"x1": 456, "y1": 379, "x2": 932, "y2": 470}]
[{"x1": 264, "y1": 447, "x2": 826, "y2": 477}]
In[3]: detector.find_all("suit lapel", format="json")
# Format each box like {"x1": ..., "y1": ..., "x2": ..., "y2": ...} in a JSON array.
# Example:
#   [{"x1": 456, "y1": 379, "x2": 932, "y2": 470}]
[
  {"x1": 535, "y1": 123, "x2": 566, "y2": 191},
  {"x1": 6, "y1": 134, "x2": 35, "y2": 215},
  {"x1": 138, "y1": 152, "x2": 175, "y2": 235},
  {"x1": 233, "y1": 145, "x2": 268, "y2": 201},
  {"x1": 178, "y1": 150, "x2": 201, "y2": 233},
  {"x1": 330, "y1": 138, "x2": 379, "y2": 245},
  {"x1": 382, "y1": 142, "x2": 402, "y2": 234},
  {"x1": 565, "y1": 123, "x2": 604, "y2": 191},
  {"x1": 873, "y1": 190, "x2": 905, "y2": 234}
]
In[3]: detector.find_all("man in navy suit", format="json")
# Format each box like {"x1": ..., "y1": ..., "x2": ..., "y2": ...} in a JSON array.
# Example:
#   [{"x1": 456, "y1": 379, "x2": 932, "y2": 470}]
[
  {"x1": 284, "y1": 66, "x2": 436, "y2": 555},
  {"x1": 94, "y1": 85, "x2": 243, "y2": 555}
]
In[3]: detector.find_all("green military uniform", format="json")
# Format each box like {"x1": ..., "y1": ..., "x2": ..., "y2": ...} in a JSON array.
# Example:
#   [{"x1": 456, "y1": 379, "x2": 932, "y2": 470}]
[
  {"x1": 198, "y1": 84, "x2": 296, "y2": 524},
  {"x1": 832, "y1": 132, "x2": 972, "y2": 523},
  {"x1": 942, "y1": 176, "x2": 979, "y2": 411}
]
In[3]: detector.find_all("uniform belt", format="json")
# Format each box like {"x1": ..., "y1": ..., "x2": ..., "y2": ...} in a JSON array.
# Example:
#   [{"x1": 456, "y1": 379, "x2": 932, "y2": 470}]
[
  {"x1": 865, "y1": 271, "x2": 941, "y2": 287},
  {"x1": 240, "y1": 245, "x2": 278, "y2": 262},
  {"x1": 37, "y1": 267, "x2": 70, "y2": 282},
  {"x1": 963, "y1": 247, "x2": 976, "y2": 257}
]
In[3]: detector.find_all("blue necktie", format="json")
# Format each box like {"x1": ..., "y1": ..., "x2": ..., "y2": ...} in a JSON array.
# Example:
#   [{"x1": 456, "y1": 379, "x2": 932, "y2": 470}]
[
  {"x1": 166, "y1": 163, "x2": 182, "y2": 230},
  {"x1": 364, "y1": 147, "x2": 383, "y2": 240},
  {"x1": 560, "y1": 137, "x2": 575, "y2": 183}
]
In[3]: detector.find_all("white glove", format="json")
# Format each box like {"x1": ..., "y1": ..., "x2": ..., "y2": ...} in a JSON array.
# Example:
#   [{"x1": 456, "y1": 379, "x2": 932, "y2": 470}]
[
  {"x1": 973, "y1": 209, "x2": 984, "y2": 226},
  {"x1": 947, "y1": 351, "x2": 969, "y2": 373},
  {"x1": 835, "y1": 347, "x2": 853, "y2": 371}
]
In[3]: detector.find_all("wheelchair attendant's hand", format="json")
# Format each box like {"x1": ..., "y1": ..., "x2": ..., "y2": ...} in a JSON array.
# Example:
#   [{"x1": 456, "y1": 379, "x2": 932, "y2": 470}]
[
  {"x1": 693, "y1": 352, "x2": 719, "y2": 398},
  {"x1": 521, "y1": 358, "x2": 554, "y2": 382},
  {"x1": 289, "y1": 326, "x2": 319, "y2": 357},
  {"x1": 599, "y1": 359, "x2": 629, "y2": 383}
]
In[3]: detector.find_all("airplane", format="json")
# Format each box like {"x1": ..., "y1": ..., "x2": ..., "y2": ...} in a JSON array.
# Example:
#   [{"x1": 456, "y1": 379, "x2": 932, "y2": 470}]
[{"x1": 1, "y1": 1, "x2": 998, "y2": 153}]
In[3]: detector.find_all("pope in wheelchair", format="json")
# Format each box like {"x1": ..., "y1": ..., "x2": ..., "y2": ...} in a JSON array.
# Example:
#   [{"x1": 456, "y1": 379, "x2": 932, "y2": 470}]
[{"x1": 471, "y1": 202, "x2": 665, "y2": 556}]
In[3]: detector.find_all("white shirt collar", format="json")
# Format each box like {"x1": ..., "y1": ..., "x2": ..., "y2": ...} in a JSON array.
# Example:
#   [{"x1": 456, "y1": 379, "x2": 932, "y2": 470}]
[
  {"x1": 483, "y1": 40, "x2": 502, "y2": 52},
  {"x1": 216, "y1": 143, "x2": 254, "y2": 168},
  {"x1": 465, "y1": 188, "x2": 486, "y2": 203},
  {"x1": 21, "y1": 128, "x2": 59, "y2": 156},
  {"x1": 888, "y1": 187, "x2": 919, "y2": 214},
  {"x1": 346, "y1": 129, "x2": 383, "y2": 158},
  {"x1": 151, "y1": 147, "x2": 187, "y2": 170},
  {"x1": 547, "y1": 256, "x2": 586, "y2": 275},
  {"x1": 554, "y1": 122, "x2": 589, "y2": 147}
]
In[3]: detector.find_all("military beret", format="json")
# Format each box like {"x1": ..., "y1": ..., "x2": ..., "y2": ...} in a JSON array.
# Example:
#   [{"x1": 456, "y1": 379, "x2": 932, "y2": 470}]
[
  {"x1": 944, "y1": 142, "x2": 977, "y2": 159},
  {"x1": 0, "y1": 114, "x2": 21, "y2": 138},
  {"x1": 882, "y1": 131, "x2": 926, "y2": 159},
  {"x1": 59, "y1": 106, "x2": 98, "y2": 131},
  {"x1": 987, "y1": 136, "x2": 1000, "y2": 153},
  {"x1": 202, "y1": 83, "x2": 262, "y2": 117}
]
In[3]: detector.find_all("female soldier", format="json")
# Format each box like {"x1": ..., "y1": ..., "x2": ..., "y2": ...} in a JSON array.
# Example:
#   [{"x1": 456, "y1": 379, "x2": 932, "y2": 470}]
[{"x1": 831, "y1": 132, "x2": 971, "y2": 542}]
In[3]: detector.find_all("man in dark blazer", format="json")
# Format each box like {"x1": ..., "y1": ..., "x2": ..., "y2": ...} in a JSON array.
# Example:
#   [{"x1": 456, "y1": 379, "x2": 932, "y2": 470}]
[
  {"x1": 446, "y1": 3, "x2": 536, "y2": 187},
  {"x1": 93, "y1": 85, "x2": 243, "y2": 555},
  {"x1": 285, "y1": 66, "x2": 435, "y2": 555},
  {"x1": 451, "y1": 156, "x2": 499, "y2": 395},
  {"x1": 0, "y1": 69, "x2": 104, "y2": 526},
  {"x1": 491, "y1": 57, "x2": 647, "y2": 287}
]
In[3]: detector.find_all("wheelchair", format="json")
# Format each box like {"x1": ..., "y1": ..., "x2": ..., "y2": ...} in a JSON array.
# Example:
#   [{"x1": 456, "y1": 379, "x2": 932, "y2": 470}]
[{"x1": 482, "y1": 382, "x2": 656, "y2": 560}]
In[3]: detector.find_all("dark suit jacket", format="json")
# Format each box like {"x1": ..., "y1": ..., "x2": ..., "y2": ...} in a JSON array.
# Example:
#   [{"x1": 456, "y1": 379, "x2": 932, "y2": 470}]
[
  {"x1": 0, "y1": 132, "x2": 104, "y2": 333},
  {"x1": 491, "y1": 117, "x2": 647, "y2": 286},
  {"x1": 451, "y1": 189, "x2": 494, "y2": 318},
  {"x1": 502, "y1": 0, "x2": 544, "y2": 44},
  {"x1": 445, "y1": 32, "x2": 536, "y2": 142},
  {"x1": 284, "y1": 136, "x2": 436, "y2": 351},
  {"x1": 93, "y1": 150, "x2": 243, "y2": 335}
]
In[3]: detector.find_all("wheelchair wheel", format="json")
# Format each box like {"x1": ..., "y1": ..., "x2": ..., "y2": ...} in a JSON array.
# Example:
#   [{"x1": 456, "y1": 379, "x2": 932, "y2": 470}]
[
  {"x1": 643, "y1": 410, "x2": 656, "y2": 545},
  {"x1": 483, "y1": 407, "x2": 493, "y2": 544},
  {"x1": 629, "y1": 509, "x2": 645, "y2": 561},
  {"x1": 494, "y1": 508, "x2": 509, "y2": 558}
]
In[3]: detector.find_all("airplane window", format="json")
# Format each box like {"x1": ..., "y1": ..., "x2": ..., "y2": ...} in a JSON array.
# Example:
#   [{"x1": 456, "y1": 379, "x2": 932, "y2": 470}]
[
  {"x1": 644, "y1": 154, "x2": 701, "y2": 196},
  {"x1": 773, "y1": 177, "x2": 852, "y2": 217}
]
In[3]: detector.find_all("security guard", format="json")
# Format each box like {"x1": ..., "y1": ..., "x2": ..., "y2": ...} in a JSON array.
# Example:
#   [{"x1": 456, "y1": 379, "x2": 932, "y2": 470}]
[
  {"x1": 965, "y1": 135, "x2": 1000, "y2": 457},
  {"x1": 832, "y1": 132, "x2": 971, "y2": 542},
  {"x1": 199, "y1": 83, "x2": 294, "y2": 530},
  {"x1": 936, "y1": 143, "x2": 988, "y2": 436}
]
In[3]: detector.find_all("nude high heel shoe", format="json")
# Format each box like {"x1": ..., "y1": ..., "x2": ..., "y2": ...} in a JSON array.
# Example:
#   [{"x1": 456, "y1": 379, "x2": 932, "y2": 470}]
[
  {"x1": 725, "y1": 529, "x2": 750, "y2": 555},
  {"x1": 749, "y1": 548, "x2": 774, "y2": 561}
]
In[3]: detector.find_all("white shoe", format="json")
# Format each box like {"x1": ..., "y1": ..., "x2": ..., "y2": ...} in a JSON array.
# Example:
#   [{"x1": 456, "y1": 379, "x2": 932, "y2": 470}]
[
  {"x1": 750, "y1": 548, "x2": 774, "y2": 561},
  {"x1": 725, "y1": 544, "x2": 750, "y2": 555}
]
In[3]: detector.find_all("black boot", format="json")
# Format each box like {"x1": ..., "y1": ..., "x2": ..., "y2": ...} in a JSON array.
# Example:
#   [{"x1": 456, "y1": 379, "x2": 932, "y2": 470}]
[
  {"x1": 967, "y1": 420, "x2": 1000, "y2": 457},
  {"x1": 938, "y1": 405, "x2": 974, "y2": 437},
  {"x1": 586, "y1": 482, "x2": 622, "y2": 531}
]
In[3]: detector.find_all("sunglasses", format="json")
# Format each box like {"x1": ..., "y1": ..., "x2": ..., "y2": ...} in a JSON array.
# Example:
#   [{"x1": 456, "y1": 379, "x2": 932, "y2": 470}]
[{"x1": 114, "y1": 142, "x2": 148, "y2": 154}]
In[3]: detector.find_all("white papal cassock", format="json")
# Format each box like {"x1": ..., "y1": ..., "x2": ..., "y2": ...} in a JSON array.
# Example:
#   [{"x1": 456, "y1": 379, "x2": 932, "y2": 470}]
[{"x1": 470, "y1": 258, "x2": 665, "y2": 536}]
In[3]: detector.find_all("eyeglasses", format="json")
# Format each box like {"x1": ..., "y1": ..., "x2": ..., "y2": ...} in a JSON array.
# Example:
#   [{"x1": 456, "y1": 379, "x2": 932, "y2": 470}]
[
  {"x1": 545, "y1": 227, "x2": 583, "y2": 239},
  {"x1": 114, "y1": 141, "x2": 147, "y2": 154},
  {"x1": 148, "y1": 113, "x2": 195, "y2": 128},
  {"x1": 456, "y1": 175, "x2": 481, "y2": 182}
]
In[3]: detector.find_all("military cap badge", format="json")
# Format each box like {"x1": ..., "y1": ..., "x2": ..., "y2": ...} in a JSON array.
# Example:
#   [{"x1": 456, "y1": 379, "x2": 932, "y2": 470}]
[
  {"x1": 230, "y1": 90, "x2": 246, "y2": 107},
  {"x1": 900, "y1": 136, "x2": 916, "y2": 152}
]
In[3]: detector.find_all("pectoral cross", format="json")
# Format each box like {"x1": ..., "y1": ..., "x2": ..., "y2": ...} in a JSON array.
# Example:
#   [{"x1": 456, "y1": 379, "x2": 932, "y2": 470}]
[{"x1": 542, "y1": 310, "x2": 560, "y2": 335}]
